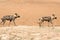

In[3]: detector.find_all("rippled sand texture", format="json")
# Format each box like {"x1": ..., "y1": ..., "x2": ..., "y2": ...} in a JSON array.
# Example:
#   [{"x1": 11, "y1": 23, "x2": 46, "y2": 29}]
[{"x1": 0, "y1": 26, "x2": 60, "y2": 40}]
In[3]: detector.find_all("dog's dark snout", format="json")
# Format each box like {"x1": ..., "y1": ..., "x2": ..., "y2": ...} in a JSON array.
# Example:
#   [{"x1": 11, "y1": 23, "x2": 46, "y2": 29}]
[
  {"x1": 55, "y1": 17, "x2": 57, "y2": 19},
  {"x1": 18, "y1": 16, "x2": 20, "y2": 18}
]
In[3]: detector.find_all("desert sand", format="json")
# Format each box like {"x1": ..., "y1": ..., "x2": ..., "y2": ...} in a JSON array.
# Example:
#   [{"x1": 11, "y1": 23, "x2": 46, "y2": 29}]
[
  {"x1": 0, "y1": 0, "x2": 60, "y2": 40},
  {"x1": 0, "y1": 26, "x2": 60, "y2": 40},
  {"x1": 0, "y1": 0, "x2": 60, "y2": 26}
]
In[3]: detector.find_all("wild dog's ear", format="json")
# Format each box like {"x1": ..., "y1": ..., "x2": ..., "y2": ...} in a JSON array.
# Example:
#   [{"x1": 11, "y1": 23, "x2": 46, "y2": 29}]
[
  {"x1": 52, "y1": 14, "x2": 55, "y2": 16},
  {"x1": 15, "y1": 13, "x2": 18, "y2": 15}
]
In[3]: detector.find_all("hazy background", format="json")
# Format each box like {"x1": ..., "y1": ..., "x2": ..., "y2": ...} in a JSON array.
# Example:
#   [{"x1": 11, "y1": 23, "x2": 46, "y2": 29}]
[{"x1": 0, "y1": 0, "x2": 60, "y2": 26}]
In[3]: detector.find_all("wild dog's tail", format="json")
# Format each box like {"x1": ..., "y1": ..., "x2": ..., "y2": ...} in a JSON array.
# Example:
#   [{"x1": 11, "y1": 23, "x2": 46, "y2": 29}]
[
  {"x1": 0, "y1": 18, "x2": 2, "y2": 24},
  {"x1": 39, "y1": 18, "x2": 40, "y2": 21}
]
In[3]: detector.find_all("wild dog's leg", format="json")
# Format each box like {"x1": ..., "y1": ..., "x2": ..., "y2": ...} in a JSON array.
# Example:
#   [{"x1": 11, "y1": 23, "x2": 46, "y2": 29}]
[
  {"x1": 48, "y1": 21, "x2": 50, "y2": 27},
  {"x1": 50, "y1": 21, "x2": 55, "y2": 29},
  {"x1": 0, "y1": 19, "x2": 3, "y2": 24},
  {"x1": 39, "y1": 21, "x2": 43, "y2": 27},
  {"x1": 13, "y1": 20, "x2": 16, "y2": 26},
  {"x1": 50, "y1": 21, "x2": 53, "y2": 27},
  {"x1": 48, "y1": 22, "x2": 49, "y2": 27},
  {"x1": 9, "y1": 20, "x2": 12, "y2": 26},
  {"x1": 9, "y1": 22, "x2": 11, "y2": 26},
  {"x1": 2, "y1": 20, "x2": 6, "y2": 26},
  {"x1": 0, "y1": 21, "x2": 2, "y2": 24}
]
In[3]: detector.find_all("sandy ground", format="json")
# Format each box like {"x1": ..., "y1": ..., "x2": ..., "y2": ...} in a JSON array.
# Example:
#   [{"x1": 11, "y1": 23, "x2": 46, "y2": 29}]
[
  {"x1": 0, "y1": 0, "x2": 60, "y2": 40},
  {"x1": 0, "y1": 26, "x2": 60, "y2": 40},
  {"x1": 0, "y1": 0, "x2": 60, "y2": 26}
]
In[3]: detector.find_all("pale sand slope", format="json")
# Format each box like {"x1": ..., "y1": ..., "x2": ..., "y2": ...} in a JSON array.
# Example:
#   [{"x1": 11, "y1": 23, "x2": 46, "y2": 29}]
[
  {"x1": 0, "y1": 0, "x2": 60, "y2": 26},
  {"x1": 0, "y1": 26, "x2": 60, "y2": 40}
]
